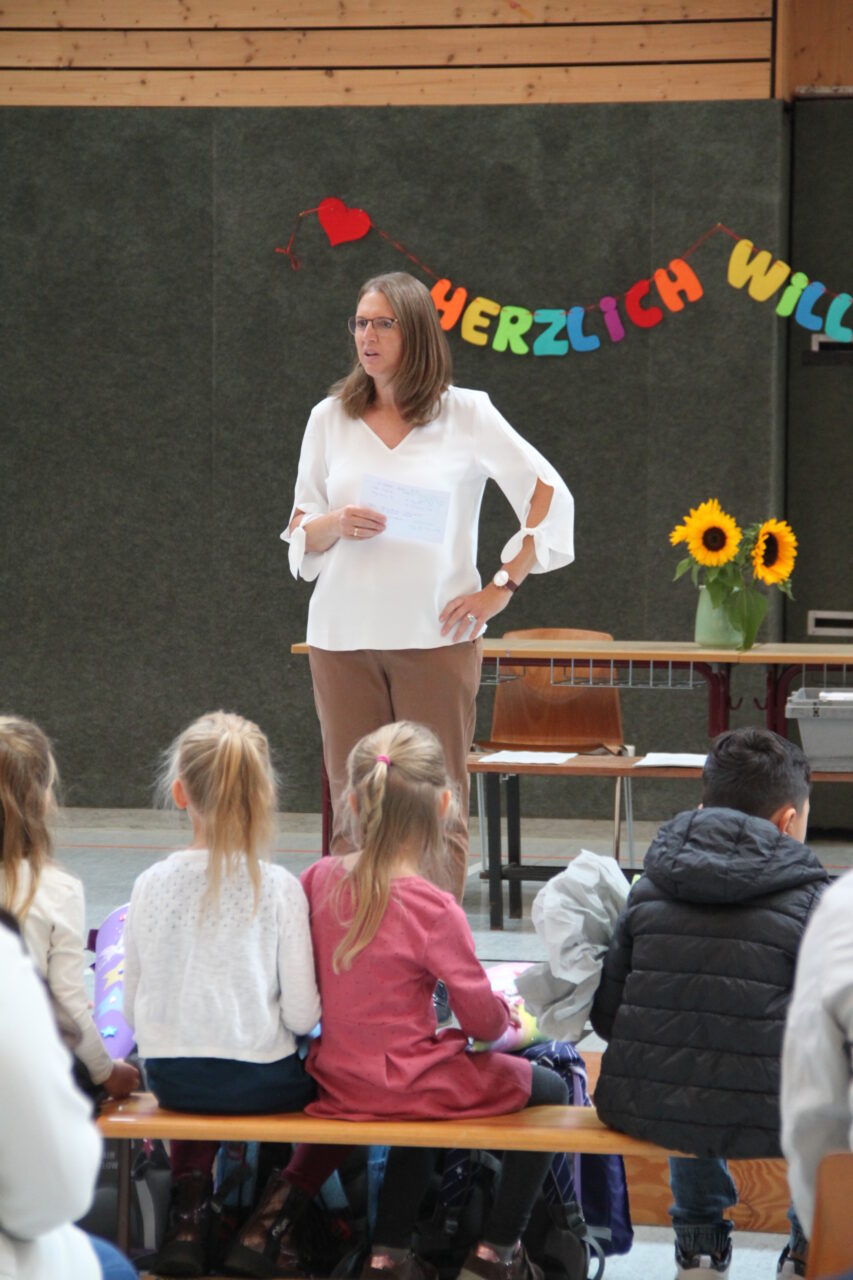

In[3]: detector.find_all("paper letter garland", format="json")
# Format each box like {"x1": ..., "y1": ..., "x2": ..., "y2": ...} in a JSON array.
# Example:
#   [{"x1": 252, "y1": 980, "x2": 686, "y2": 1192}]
[{"x1": 276, "y1": 204, "x2": 852, "y2": 352}]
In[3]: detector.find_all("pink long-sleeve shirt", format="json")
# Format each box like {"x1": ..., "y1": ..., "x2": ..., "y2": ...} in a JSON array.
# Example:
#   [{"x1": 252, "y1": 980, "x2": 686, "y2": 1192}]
[{"x1": 301, "y1": 857, "x2": 531, "y2": 1120}]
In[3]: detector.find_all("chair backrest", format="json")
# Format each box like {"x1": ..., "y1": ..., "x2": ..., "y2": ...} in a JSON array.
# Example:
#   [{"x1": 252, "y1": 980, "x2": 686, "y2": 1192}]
[
  {"x1": 487, "y1": 628, "x2": 624, "y2": 753},
  {"x1": 806, "y1": 1150, "x2": 853, "y2": 1278}
]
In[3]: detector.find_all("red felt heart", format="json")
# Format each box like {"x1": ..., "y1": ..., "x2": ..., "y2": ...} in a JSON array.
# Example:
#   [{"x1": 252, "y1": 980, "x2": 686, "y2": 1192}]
[{"x1": 318, "y1": 197, "x2": 372, "y2": 247}]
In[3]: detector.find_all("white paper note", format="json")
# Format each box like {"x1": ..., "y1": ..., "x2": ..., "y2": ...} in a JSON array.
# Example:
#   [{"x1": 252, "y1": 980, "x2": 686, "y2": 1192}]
[
  {"x1": 360, "y1": 474, "x2": 451, "y2": 544},
  {"x1": 477, "y1": 751, "x2": 578, "y2": 765},
  {"x1": 633, "y1": 753, "x2": 707, "y2": 768}
]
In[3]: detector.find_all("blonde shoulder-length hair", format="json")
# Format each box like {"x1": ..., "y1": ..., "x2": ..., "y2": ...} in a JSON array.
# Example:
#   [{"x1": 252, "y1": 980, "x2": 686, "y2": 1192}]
[
  {"x1": 0, "y1": 716, "x2": 59, "y2": 920},
  {"x1": 330, "y1": 272, "x2": 452, "y2": 427}
]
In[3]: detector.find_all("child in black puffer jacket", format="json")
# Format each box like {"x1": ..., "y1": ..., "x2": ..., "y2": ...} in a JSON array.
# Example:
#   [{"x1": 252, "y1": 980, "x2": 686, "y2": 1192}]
[{"x1": 591, "y1": 728, "x2": 828, "y2": 1280}]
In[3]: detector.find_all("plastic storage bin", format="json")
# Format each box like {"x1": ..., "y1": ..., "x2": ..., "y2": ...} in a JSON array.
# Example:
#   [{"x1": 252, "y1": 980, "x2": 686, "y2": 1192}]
[{"x1": 786, "y1": 687, "x2": 853, "y2": 771}]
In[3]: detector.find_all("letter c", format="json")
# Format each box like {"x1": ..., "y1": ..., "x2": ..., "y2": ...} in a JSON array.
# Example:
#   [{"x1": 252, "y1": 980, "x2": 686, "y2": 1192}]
[{"x1": 625, "y1": 279, "x2": 664, "y2": 329}]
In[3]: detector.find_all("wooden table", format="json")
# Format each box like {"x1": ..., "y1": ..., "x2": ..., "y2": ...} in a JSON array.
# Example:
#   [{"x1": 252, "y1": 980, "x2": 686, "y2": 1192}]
[
  {"x1": 291, "y1": 639, "x2": 853, "y2": 857},
  {"x1": 468, "y1": 752, "x2": 853, "y2": 929}
]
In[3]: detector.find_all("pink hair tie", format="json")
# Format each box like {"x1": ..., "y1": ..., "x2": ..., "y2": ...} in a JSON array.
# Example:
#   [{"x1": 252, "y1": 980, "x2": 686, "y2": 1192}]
[{"x1": 375, "y1": 754, "x2": 391, "y2": 766}]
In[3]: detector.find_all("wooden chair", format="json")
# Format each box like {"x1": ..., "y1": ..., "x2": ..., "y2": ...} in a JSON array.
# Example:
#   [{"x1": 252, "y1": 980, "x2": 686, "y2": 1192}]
[
  {"x1": 806, "y1": 1151, "x2": 853, "y2": 1278},
  {"x1": 474, "y1": 627, "x2": 634, "y2": 865}
]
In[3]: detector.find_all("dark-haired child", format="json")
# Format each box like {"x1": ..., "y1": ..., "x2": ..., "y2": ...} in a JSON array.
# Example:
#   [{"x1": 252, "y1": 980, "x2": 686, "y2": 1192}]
[{"x1": 591, "y1": 728, "x2": 828, "y2": 1279}]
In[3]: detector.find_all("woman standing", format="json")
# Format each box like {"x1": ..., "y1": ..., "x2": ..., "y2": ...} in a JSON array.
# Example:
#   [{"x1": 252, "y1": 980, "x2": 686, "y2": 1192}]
[{"x1": 283, "y1": 272, "x2": 574, "y2": 899}]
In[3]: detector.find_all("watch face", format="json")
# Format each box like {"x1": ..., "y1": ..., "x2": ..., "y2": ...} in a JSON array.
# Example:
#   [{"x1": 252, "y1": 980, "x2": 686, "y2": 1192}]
[{"x1": 494, "y1": 570, "x2": 509, "y2": 587}]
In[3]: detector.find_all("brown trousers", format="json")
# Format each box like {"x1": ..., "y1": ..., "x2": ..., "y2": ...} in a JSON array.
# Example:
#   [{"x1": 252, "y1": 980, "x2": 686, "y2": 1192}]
[{"x1": 308, "y1": 640, "x2": 483, "y2": 902}]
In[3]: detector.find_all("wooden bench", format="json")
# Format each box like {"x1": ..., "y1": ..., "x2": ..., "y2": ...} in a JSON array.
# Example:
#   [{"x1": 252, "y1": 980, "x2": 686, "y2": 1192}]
[{"x1": 97, "y1": 1092, "x2": 678, "y2": 1260}]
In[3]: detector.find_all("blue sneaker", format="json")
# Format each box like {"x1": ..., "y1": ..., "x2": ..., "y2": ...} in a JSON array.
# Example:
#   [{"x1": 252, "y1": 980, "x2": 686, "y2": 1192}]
[
  {"x1": 674, "y1": 1239, "x2": 732, "y2": 1278},
  {"x1": 777, "y1": 1244, "x2": 807, "y2": 1277}
]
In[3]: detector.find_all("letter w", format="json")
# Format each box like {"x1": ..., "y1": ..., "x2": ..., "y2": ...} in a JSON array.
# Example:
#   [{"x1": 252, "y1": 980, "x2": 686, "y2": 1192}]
[{"x1": 727, "y1": 239, "x2": 791, "y2": 302}]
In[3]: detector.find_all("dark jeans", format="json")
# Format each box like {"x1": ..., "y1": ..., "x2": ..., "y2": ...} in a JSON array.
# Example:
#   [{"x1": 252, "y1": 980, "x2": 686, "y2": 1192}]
[
  {"x1": 373, "y1": 1061, "x2": 569, "y2": 1249},
  {"x1": 669, "y1": 1156, "x2": 808, "y2": 1257}
]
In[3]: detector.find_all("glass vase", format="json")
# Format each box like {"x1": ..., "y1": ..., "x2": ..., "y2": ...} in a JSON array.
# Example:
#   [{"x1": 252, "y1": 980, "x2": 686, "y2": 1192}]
[{"x1": 694, "y1": 585, "x2": 745, "y2": 649}]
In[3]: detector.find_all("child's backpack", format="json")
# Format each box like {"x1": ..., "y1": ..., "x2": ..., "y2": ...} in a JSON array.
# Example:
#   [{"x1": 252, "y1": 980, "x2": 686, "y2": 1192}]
[
  {"x1": 415, "y1": 1041, "x2": 632, "y2": 1280},
  {"x1": 522, "y1": 1041, "x2": 633, "y2": 1260}
]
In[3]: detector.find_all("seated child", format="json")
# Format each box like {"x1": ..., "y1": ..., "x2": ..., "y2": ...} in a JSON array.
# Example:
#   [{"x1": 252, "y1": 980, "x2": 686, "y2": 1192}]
[
  {"x1": 301, "y1": 720, "x2": 569, "y2": 1280},
  {"x1": 1, "y1": 905, "x2": 137, "y2": 1280},
  {"x1": 123, "y1": 711, "x2": 323, "y2": 1278},
  {"x1": 781, "y1": 865, "x2": 853, "y2": 1242},
  {"x1": 590, "y1": 728, "x2": 828, "y2": 1279},
  {"x1": 0, "y1": 715, "x2": 138, "y2": 1099}
]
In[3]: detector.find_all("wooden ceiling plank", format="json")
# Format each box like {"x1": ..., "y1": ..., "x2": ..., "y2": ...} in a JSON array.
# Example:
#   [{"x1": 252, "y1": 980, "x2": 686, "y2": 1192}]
[
  {"x1": 0, "y1": 63, "x2": 772, "y2": 105},
  {"x1": 0, "y1": 23, "x2": 772, "y2": 68}
]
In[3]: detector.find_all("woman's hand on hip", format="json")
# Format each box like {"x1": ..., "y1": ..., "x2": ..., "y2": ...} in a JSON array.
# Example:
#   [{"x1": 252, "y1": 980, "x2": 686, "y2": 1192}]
[
  {"x1": 336, "y1": 505, "x2": 387, "y2": 542},
  {"x1": 440, "y1": 583, "x2": 512, "y2": 641}
]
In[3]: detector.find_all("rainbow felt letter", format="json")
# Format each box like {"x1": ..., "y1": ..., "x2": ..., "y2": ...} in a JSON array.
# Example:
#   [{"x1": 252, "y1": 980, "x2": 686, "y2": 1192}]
[
  {"x1": 532, "y1": 310, "x2": 570, "y2": 356},
  {"x1": 727, "y1": 239, "x2": 791, "y2": 301},
  {"x1": 492, "y1": 306, "x2": 534, "y2": 355},
  {"x1": 430, "y1": 278, "x2": 468, "y2": 331},
  {"x1": 461, "y1": 297, "x2": 501, "y2": 347}
]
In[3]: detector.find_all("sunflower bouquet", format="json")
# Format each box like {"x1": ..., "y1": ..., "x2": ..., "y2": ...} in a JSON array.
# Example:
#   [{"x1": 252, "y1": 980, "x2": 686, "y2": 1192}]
[{"x1": 670, "y1": 499, "x2": 797, "y2": 649}]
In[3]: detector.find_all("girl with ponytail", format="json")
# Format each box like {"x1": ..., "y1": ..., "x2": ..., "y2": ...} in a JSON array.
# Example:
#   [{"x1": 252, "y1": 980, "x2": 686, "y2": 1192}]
[
  {"x1": 0, "y1": 715, "x2": 139, "y2": 1100},
  {"x1": 123, "y1": 712, "x2": 322, "y2": 1278},
  {"x1": 301, "y1": 720, "x2": 569, "y2": 1280}
]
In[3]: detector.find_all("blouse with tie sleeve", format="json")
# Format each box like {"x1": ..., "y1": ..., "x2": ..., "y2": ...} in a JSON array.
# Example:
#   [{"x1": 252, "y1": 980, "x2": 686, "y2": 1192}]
[{"x1": 282, "y1": 385, "x2": 574, "y2": 652}]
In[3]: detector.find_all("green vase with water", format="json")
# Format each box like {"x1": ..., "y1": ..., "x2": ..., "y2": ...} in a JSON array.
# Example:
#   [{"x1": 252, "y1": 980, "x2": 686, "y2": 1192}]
[{"x1": 694, "y1": 585, "x2": 745, "y2": 649}]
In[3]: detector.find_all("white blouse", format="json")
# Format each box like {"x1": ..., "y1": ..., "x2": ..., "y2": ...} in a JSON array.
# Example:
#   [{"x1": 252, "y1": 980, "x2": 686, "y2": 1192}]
[
  {"x1": 282, "y1": 385, "x2": 574, "y2": 651},
  {"x1": 123, "y1": 849, "x2": 322, "y2": 1063},
  {"x1": 2, "y1": 860, "x2": 115, "y2": 1085}
]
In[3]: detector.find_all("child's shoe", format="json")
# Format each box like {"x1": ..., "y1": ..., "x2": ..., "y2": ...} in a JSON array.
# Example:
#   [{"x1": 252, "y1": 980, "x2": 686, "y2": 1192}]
[
  {"x1": 458, "y1": 1241, "x2": 544, "y2": 1280},
  {"x1": 223, "y1": 1170, "x2": 311, "y2": 1278},
  {"x1": 674, "y1": 1239, "x2": 732, "y2": 1278},
  {"x1": 152, "y1": 1170, "x2": 211, "y2": 1277},
  {"x1": 777, "y1": 1243, "x2": 808, "y2": 1277},
  {"x1": 360, "y1": 1250, "x2": 439, "y2": 1280}
]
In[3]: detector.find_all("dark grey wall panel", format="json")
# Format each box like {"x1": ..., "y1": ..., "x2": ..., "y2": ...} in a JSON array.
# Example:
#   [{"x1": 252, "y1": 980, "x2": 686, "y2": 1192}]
[
  {"x1": 785, "y1": 100, "x2": 853, "y2": 828},
  {"x1": 0, "y1": 103, "x2": 791, "y2": 816}
]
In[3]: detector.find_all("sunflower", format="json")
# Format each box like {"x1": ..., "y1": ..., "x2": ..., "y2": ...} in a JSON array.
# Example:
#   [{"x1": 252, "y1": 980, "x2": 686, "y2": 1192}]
[
  {"x1": 676, "y1": 499, "x2": 742, "y2": 567},
  {"x1": 752, "y1": 518, "x2": 797, "y2": 584}
]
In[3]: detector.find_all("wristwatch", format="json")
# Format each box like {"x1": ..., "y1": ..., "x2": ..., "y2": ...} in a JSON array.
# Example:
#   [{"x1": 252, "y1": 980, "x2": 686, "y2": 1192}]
[{"x1": 492, "y1": 569, "x2": 519, "y2": 593}]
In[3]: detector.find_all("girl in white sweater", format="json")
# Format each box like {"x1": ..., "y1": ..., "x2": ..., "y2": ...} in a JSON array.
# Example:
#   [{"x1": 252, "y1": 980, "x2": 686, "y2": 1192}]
[
  {"x1": 0, "y1": 716, "x2": 139, "y2": 1099},
  {"x1": 123, "y1": 710, "x2": 322, "y2": 1278}
]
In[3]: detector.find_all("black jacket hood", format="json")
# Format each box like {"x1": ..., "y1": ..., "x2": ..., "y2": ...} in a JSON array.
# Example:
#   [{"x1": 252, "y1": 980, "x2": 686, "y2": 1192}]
[{"x1": 643, "y1": 807, "x2": 825, "y2": 907}]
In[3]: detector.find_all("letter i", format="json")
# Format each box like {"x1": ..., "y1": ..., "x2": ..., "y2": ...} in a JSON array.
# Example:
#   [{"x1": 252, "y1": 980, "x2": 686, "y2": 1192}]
[
  {"x1": 599, "y1": 297, "x2": 625, "y2": 344},
  {"x1": 776, "y1": 272, "x2": 809, "y2": 318}
]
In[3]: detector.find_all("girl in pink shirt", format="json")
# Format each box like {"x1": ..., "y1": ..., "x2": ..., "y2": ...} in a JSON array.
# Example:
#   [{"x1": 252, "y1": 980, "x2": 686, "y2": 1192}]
[{"x1": 301, "y1": 720, "x2": 568, "y2": 1280}]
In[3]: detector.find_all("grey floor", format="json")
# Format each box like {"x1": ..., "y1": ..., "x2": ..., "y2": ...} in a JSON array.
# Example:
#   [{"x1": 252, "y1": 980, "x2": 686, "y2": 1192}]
[{"x1": 59, "y1": 809, "x2": 852, "y2": 1279}]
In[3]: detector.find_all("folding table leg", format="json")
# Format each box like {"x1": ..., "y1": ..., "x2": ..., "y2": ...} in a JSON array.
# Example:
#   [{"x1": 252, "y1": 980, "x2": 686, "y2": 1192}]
[
  {"x1": 507, "y1": 774, "x2": 522, "y2": 919},
  {"x1": 486, "y1": 773, "x2": 504, "y2": 930}
]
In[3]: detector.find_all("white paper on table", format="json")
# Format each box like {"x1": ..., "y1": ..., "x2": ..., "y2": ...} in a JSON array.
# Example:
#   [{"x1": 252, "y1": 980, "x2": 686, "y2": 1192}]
[
  {"x1": 360, "y1": 474, "x2": 451, "y2": 544},
  {"x1": 818, "y1": 691, "x2": 853, "y2": 703},
  {"x1": 633, "y1": 752, "x2": 707, "y2": 768},
  {"x1": 477, "y1": 751, "x2": 578, "y2": 765}
]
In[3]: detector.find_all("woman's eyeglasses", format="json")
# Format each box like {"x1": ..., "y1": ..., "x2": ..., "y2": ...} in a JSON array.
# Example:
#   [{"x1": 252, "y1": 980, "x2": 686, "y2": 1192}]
[{"x1": 348, "y1": 316, "x2": 398, "y2": 335}]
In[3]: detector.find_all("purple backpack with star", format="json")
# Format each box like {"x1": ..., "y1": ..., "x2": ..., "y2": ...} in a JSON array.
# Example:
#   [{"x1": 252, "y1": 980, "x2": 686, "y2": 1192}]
[{"x1": 91, "y1": 902, "x2": 135, "y2": 1061}]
